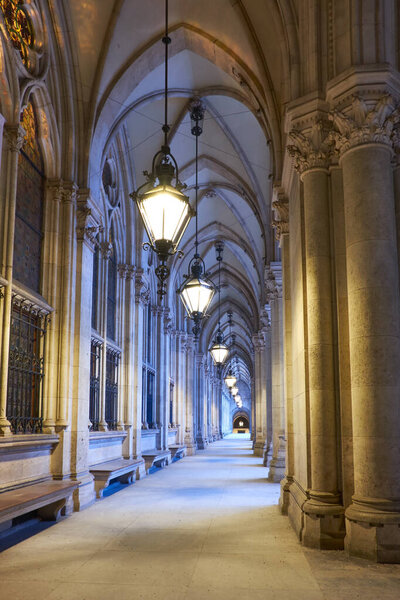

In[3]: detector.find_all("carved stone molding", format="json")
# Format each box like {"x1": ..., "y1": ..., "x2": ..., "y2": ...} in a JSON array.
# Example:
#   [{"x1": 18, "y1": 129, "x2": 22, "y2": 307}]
[
  {"x1": 265, "y1": 267, "x2": 282, "y2": 301},
  {"x1": 183, "y1": 334, "x2": 195, "y2": 353},
  {"x1": 117, "y1": 264, "x2": 135, "y2": 280},
  {"x1": 272, "y1": 185, "x2": 289, "y2": 241},
  {"x1": 287, "y1": 120, "x2": 332, "y2": 175},
  {"x1": 3, "y1": 124, "x2": 25, "y2": 152},
  {"x1": 252, "y1": 333, "x2": 265, "y2": 353},
  {"x1": 329, "y1": 94, "x2": 399, "y2": 157},
  {"x1": 99, "y1": 240, "x2": 113, "y2": 260},
  {"x1": 134, "y1": 268, "x2": 150, "y2": 305},
  {"x1": 76, "y1": 196, "x2": 103, "y2": 251}
]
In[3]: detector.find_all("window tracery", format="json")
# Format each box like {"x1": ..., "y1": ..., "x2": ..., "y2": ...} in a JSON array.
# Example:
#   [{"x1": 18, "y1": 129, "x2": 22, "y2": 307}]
[{"x1": 0, "y1": 0, "x2": 34, "y2": 68}]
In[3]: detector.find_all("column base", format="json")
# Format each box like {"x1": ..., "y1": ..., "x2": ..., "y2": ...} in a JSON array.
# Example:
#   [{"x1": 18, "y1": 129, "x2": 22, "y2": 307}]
[
  {"x1": 196, "y1": 434, "x2": 208, "y2": 450},
  {"x1": 279, "y1": 475, "x2": 293, "y2": 515},
  {"x1": 286, "y1": 480, "x2": 345, "y2": 550},
  {"x1": 268, "y1": 457, "x2": 285, "y2": 481},
  {"x1": 72, "y1": 472, "x2": 95, "y2": 511},
  {"x1": 253, "y1": 439, "x2": 267, "y2": 457},
  {"x1": 302, "y1": 494, "x2": 345, "y2": 550},
  {"x1": 345, "y1": 500, "x2": 400, "y2": 563},
  {"x1": 0, "y1": 417, "x2": 12, "y2": 436}
]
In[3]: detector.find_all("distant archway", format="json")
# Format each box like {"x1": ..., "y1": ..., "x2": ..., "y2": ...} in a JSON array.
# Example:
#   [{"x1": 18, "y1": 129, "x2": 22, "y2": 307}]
[{"x1": 233, "y1": 414, "x2": 249, "y2": 434}]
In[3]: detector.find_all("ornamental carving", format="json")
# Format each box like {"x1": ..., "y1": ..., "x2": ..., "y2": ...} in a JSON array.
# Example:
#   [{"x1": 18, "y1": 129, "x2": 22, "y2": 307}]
[
  {"x1": 272, "y1": 186, "x2": 289, "y2": 240},
  {"x1": 287, "y1": 120, "x2": 331, "y2": 174},
  {"x1": 252, "y1": 333, "x2": 265, "y2": 353},
  {"x1": 329, "y1": 94, "x2": 399, "y2": 156},
  {"x1": 76, "y1": 199, "x2": 103, "y2": 250},
  {"x1": 265, "y1": 267, "x2": 282, "y2": 301},
  {"x1": 135, "y1": 268, "x2": 150, "y2": 305},
  {"x1": 3, "y1": 124, "x2": 25, "y2": 152}
]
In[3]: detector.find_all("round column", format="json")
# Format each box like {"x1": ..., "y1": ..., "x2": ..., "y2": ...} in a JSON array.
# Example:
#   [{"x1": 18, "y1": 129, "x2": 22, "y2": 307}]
[
  {"x1": 301, "y1": 165, "x2": 344, "y2": 548},
  {"x1": 341, "y1": 142, "x2": 400, "y2": 562}
]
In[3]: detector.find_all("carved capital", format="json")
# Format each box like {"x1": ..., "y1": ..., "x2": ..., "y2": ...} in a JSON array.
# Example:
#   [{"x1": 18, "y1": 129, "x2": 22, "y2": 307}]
[
  {"x1": 272, "y1": 185, "x2": 289, "y2": 241},
  {"x1": 252, "y1": 333, "x2": 265, "y2": 352},
  {"x1": 264, "y1": 267, "x2": 282, "y2": 301},
  {"x1": 100, "y1": 240, "x2": 113, "y2": 260},
  {"x1": 135, "y1": 268, "x2": 150, "y2": 305},
  {"x1": 287, "y1": 120, "x2": 332, "y2": 175},
  {"x1": 3, "y1": 124, "x2": 25, "y2": 152},
  {"x1": 76, "y1": 194, "x2": 103, "y2": 250},
  {"x1": 329, "y1": 94, "x2": 399, "y2": 157},
  {"x1": 117, "y1": 264, "x2": 136, "y2": 280}
]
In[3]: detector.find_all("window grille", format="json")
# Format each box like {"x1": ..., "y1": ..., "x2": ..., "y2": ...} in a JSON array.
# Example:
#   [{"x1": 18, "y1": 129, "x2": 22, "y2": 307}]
[
  {"x1": 169, "y1": 381, "x2": 174, "y2": 426},
  {"x1": 89, "y1": 339, "x2": 102, "y2": 431},
  {"x1": 105, "y1": 347, "x2": 120, "y2": 430},
  {"x1": 6, "y1": 298, "x2": 48, "y2": 434}
]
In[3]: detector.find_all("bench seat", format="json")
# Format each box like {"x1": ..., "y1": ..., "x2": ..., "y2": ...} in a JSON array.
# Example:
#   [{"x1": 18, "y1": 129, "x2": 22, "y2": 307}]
[
  {"x1": 142, "y1": 449, "x2": 171, "y2": 473},
  {"x1": 169, "y1": 444, "x2": 187, "y2": 460},
  {"x1": 0, "y1": 480, "x2": 79, "y2": 531},
  {"x1": 90, "y1": 458, "x2": 146, "y2": 498}
]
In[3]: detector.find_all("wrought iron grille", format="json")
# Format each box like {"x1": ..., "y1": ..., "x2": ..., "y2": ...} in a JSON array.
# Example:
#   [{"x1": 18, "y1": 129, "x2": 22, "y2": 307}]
[
  {"x1": 6, "y1": 298, "x2": 48, "y2": 434},
  {"x1": 89, "y1": 339, "x2": 102, "y2": 431},
  {"x1": 105, "y1": 347, "x2": 120, "y2": 430}
]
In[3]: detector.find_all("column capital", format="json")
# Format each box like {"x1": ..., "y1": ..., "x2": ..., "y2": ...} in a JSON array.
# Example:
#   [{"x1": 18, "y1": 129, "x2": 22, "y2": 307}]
[
  {"x1": 329, "y1": 94, "x2": 399, "y2": 158},
  {"x1": 135, "y1": 269, "x2": 150, "y2": 305},
  {"x1": 76, "y1": 190, "x2": 103, "y2": 251},
  {"x1": 272, "y1": 184, "x2": 289, "y2": 240},
  {"x1": 252, "y1": 332, "x2": 265, "y2": 353},
  {"x1": 287, "y1": 119, "x2": 332, "y2": 175},
  {"x1": 183, "y1": 334, "x2": 195, "y2": 353},
  {"x1": 3, "y1": 124, "x2": 25, "y2": 152}
]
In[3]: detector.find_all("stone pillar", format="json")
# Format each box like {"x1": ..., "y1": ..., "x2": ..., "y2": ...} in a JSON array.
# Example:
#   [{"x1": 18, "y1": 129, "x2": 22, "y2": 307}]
[
  {"x1": 0, "y1": 126, "x2": 24, "y2": 435},
  {"x1": 119, "y1": 264, "x2": 136, "y2": 458},
  {"x1": 175, "y1": 332, "x2": 187, "y2": 445},
  {"x1": 331, "y1": 94, "x2": 400, "y2": 562},
  {"x1": 195, "y1": 352, "x2": 207, "y2": 449},
  {"x1": 267, "y1": 264, "x2": 286, "y2": 482},
  {"x1": 288, "y1": 119, "x2": 344, "y2": 549},
  {"x1": 184, "y1": 334, "x2": 196, "y2": 454},
  {"x1": 68, "y1": 193, "x2": 102, "y2": 509},
  {"x1": 252, "y1": 332, "x2": 268, "y2": 457},
  {"x1": 132, "y1": 270, "x2": 149, "y2": 462},
  {"x1": 162, "y1": 308, "x2": 172, "y2": 451},
  {"x1": 272, "y1": 188, "x2": 293, "y2": 511}
]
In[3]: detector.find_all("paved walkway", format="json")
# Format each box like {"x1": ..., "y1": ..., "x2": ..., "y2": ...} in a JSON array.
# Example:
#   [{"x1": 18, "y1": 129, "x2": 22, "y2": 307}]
[{"x1": 1, "y1": 438, "x2": 400, "y2": 599}]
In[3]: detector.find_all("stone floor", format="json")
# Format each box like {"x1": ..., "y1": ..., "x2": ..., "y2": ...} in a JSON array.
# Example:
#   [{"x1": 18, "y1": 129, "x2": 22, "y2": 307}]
[{"x1": 1, "y1": 436, "x2": 400, "y2": 599}]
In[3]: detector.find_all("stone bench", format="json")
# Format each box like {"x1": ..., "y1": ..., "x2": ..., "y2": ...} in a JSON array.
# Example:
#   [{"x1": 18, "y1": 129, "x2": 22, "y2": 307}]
[
  {"x1": 142, "y1": 449, "x2": 171, "y2": 473},
  {"x1": 90, "y1": 458, "x2": 146, "y2": 499},
  {"x1": 0, "y1": 480, "x2": 79, "y2": 532},
  {"x1": 169, "y1": 444, "x2": 187, "y2": 460}
]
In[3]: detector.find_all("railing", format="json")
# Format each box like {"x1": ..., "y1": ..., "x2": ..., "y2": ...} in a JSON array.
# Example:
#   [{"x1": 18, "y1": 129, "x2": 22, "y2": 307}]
[
  {"x1": 6, "y1": 296, "x2": 48, "y2": 434},
  {"x1": 105, "y1": 347, "x2": 120, "y2": 430},
  {"x1": 89, "y1": 339, "x2": 102, "y2": 431}
]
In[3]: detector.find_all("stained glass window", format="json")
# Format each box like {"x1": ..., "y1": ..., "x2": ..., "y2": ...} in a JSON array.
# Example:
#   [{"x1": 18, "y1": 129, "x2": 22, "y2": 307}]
[
  {"x1": 0, "y1": 0, "x2": 34, "y2": 68},
  {"x1": 13, "y1": 101, "x2": 44, "y2": 293},
  {"x1": 107, "y1": 226, "x2": 117, "y2": 341}
]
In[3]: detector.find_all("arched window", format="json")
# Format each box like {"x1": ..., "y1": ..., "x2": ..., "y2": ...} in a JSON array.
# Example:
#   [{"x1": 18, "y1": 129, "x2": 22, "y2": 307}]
[{"x1": 13, "y1": 102, "x2": 44, "y2": 292}]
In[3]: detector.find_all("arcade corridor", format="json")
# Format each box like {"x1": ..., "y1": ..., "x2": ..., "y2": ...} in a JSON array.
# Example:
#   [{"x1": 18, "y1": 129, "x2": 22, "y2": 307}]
[{"x1": 1, "y1": 441, "x2": 400, "y2": 600}]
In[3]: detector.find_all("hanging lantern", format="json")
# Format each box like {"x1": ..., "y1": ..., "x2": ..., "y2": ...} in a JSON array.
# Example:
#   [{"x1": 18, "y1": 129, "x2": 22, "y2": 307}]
[
  {"x1": 177, "y1": 99, "x2": 215, "y2": 338},
  {"x1": 231, "y1": 385, "x2": 238, "y2": 396},
  {"x1": 209, "y1": 330, "x2": 229, "y2": 366},
  {"x1": 224, "y1": 370, "x2": 237, "y2": 389},
  {"x1": 130, "y1": 0, "x2": 194, "y2": 296}
]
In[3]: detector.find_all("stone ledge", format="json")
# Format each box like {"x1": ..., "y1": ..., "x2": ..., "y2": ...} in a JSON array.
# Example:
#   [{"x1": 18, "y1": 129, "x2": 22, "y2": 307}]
[
  {"x1": 0, "y1": 434, "x2": 59, "y2": 455},
  {"x1": 89, "y1": 431, "x2": 127, "y2": 448}
]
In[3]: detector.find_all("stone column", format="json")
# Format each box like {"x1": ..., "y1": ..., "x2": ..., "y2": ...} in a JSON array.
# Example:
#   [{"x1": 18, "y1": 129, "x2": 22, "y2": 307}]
[
  {"x1": 162, "y1": 308, "x2": 172, "y2": 452},
  {"x1": 132, "y1": 270, "x2": 149, "y2": 464},
  {"x1": 120, "y1": 264, "x2": 136, "y2": 458},
  {"x1": 68, "y1": 193, "x2": 102, "y2": 509},
  {"x1": 288, "y1": 119, "x2": 343, "y2": 549},
  {"x1": 195, "y1": 352, "x2": 207, "y2": 449},
  {"x1": 267, "y1": 264, "x2": 286, "y2": 482},
  {"x1": 175, "y1": 332, "x2": 187, "y2": 445},
  {"x1": 184, "y1": 334, "x2": 196, "y2": 454},
  {"x1": 252, "y1": 332, "x2": 268, "y2": 457},
  {"x1": 331, "y1": 94, "x2": 400, "y2": 562},
  {"x1": 273, "y1": 191, "x2": 294, "y2": 511},
  {"x1": 0, "y1": 126, "x2": 24, "y2": 435}
]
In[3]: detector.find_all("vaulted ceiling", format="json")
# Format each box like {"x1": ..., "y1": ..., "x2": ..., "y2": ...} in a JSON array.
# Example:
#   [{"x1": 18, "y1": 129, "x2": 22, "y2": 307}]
[{"x1": 65, "y1": 0, "x2": 298, "y2": 355}]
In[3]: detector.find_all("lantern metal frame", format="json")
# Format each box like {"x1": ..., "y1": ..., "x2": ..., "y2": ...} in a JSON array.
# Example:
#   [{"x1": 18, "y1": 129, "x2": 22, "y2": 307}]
[
  {"x1": 177, "y1": 99, "x2": 215, "y2": 338},
  {"x1": 130, "y1": 0, "x2": 194, "y2": 297},
  {"x1": 209, "y1": 241, "x2": 228, "y2": 367}
]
